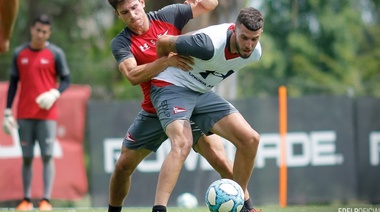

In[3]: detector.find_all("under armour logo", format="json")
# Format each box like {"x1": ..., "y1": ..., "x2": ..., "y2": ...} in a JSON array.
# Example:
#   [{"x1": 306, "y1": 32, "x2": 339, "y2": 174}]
[
  {"x1": 139, "y1": 43, "x2": 150, "y2": 52},
  {"x1": 199, "y1": 70, "x2": 235, "y2": 80}
]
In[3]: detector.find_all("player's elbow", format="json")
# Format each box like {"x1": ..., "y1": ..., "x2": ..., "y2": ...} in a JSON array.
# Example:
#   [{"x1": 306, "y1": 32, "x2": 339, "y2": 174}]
[
  {"x1": 126, "y1": 76, "x2": 140, "y2": 86},
  {"x1": 120, "y1": 70, "x2": 140, "y2": 86},
  {"x1": 129, "y1": 80, "x2": 139, "y2": 86}
]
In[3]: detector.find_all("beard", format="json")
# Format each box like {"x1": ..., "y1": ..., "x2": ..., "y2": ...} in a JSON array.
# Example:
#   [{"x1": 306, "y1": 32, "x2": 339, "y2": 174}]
[{"x1": 235, "y1": 40, "x2": 252, "y2": 59}]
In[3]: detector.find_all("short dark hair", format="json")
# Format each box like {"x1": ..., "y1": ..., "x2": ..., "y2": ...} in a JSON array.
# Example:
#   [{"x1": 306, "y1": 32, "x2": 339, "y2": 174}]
[
  {"x1": 108, "y1": 0, "x2": 126, "y2": 10},
  {"x1": 32, "y1": 14, "x2": 51, "y2": 26},
  {"x1": 236, "y1": 7, "x2": 264, "y2": 31}
]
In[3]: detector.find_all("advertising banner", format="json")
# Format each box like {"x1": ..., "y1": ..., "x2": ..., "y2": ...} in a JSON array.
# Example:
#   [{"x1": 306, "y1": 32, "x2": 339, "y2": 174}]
[
  {"x1": 0, "y1": 83, "x2": 91, "y2": 201},
  {"x1": 356, "y1": 97, "x2": 380, "y2": 203},
  {"x1": 88, "y1": 96, "x2": 362, "y2": 207}
]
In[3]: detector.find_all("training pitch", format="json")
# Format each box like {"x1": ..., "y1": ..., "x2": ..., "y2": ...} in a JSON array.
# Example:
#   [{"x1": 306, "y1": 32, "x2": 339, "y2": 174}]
[{"x1": 1, "y1": 205, "x2": 380, "y2": 212}]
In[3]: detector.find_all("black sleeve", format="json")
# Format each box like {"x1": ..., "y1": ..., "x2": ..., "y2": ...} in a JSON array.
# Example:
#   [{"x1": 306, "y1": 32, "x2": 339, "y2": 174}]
[
  {"x1": 57, "y1": 75, "x2": 70, "y2": 93},
  {"x1": 153, "y1": 4, "x2": 193, "y2": 32},
  {"x1": 176, "y1": 33, "x2": 214, "y2": 60},
  {"x1": 6, "y1": 75, "x2": 19, "y2": 108}
]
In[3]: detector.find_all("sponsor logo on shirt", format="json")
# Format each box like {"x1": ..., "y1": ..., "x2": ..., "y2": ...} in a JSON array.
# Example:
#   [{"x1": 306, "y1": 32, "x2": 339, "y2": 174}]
[
  {"x1": 158, "y1": 29, "x2": 169, "y2": 37},
  {"x1": 40, "y1": 58, "x2": 49, "y2": 64},
  {"x1": 21, "y1": 58, "x2": 28, "y2": 64},
  {"x1": 139, "y1": 43, "x2": 150, "y2": 52}
]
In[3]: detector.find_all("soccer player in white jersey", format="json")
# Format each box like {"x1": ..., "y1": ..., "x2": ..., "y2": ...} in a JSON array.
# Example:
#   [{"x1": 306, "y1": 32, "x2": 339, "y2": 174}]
[{"x1": 151, "y1": 7, "x2": 264, "y2": 212}]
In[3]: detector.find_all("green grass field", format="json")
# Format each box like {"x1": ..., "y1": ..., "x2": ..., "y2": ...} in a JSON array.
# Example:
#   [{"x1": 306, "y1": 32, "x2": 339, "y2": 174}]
[{"x1": 1, "y1": 205, "x2": 380, "y2": 212}]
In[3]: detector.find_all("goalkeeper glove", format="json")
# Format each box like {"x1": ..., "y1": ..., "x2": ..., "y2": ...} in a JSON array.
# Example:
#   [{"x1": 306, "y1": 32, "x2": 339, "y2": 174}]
[
  {"x1": 35, "y1": 89, "x2": 60, "y2": 110},
  {"x1": 3, "y1": 108, "x2": 18, "y2": 135}
]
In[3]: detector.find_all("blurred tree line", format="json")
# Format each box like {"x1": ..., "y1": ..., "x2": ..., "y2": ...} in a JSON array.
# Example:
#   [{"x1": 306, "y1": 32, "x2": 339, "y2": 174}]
[
  {"x1": 241, "y1": 0, "x2": 380, "y2": 97},
  {"x1": 0, "y1": 0, "x2": 379, "y2": 100}
]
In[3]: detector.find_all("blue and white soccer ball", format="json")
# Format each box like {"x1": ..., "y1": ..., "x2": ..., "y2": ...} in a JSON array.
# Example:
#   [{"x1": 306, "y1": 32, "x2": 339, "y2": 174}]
[
  {"x1": 205, "y1": 179, "x2": 245, "y2": 212},
  {"x1": 176, "y1": 192, "x2": 198, "y2": 209}
]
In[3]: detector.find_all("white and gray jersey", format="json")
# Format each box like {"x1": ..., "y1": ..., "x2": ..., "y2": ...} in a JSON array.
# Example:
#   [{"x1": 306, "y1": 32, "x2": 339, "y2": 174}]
[{"x1": 153, "y1": 23, "x2": 262, "y2": 93}]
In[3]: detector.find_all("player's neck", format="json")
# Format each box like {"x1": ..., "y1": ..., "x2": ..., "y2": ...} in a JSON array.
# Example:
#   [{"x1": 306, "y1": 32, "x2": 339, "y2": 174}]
[
  {"x1": 30, "y1": 41, "x2": 48, "y2": 50},
  {"x1": 229, "y1": 33, "x2": 238, "y2": 54}
]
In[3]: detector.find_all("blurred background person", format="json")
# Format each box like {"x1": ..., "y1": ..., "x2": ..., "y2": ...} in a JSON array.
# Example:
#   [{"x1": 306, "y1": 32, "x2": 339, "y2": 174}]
[
  {"x1": 0, "y1": 0, "x2": 19, "y2": 53},
  {"x1": 2, "y1": 14, "x2": 70, "y2": 211}
]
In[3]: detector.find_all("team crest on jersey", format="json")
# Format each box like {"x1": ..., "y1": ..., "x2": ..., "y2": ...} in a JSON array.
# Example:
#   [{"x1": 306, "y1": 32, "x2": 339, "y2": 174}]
[
  {"x1": 21, "y1": 57, "x2": 28, "y2": 64},
  {"x1": 173, "y1": 106, "x2": 187, "y2": 114},
  {"x1": 40, "y1": 58, "x2": 49, "y2": 64},
  {"x1": 139, "y1": 43, "x2": 150, "y2": 52}
]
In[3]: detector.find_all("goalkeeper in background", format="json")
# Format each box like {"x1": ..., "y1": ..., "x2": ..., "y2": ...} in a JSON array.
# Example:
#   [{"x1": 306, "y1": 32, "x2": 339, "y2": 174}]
[{"x1": 2, "y1": 14, "x2": 70, "y2": 211}]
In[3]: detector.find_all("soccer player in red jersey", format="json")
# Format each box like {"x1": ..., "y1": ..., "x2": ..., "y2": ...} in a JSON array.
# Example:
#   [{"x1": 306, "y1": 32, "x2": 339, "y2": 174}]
[
  {"x1": 106, "y1": 1, "x2": 253, "y2": 212},
  {"x1": 2, "y1": 14, "x2": 70, "y2": 211}
]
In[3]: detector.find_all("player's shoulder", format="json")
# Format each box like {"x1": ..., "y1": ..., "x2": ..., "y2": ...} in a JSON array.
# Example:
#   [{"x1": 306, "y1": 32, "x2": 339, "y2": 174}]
[
  {"x1": 46, "y1": 42, "x2": 63, "y2": 51},
  {"x1": 194, "y1": 23, "x2": 233, "y2": 43},
  {"x1": 148, "y1": 4, "x2": 191, "y2": 21},
  {"x1": 111, "y1": 28, "x2": 132, "y2": 49},
  {"x1": 151, "y1": 4, "x2": 188, "y2": 16},
  {"x1": 11, "y1": 43, "x2": 29, "y2": 59},
  {"x1": 45, "y1": 42, "x2": 66, "y2": 56},
  {"x1": 13, "y1": 43, "x2": 29, "y2": 54},
  {"x1": 202, "y1": 23, "x2": 234, "y2": 32}
]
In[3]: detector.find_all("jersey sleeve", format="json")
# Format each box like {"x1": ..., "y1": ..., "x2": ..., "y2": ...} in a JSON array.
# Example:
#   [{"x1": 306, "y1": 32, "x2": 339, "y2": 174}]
[
  {"x1": 153, "y1": 4, "x2": 193, "y2": 32},
  {"x1": 176, "y1": 33, "x2": 214, "y2": 60},
  {"x1": 110, "y1": 31, "x2": 134, "y2": 65},
  {"x1": 49, "y1": 44, "x2": 70, "y2": 77},
  {"x1": 10, "y1": 51, "x2": 19, "y2": 77},
  {"x1": 10, "y1": 44, "x2": 27, "y2": 77}
]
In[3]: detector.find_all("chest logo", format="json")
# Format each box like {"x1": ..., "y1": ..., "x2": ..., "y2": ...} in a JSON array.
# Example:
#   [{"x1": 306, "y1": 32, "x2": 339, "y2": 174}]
[
  {"x1": 40, "y1": 58, "x2": 49, "y2": 65},
  {"x1": 21, "y1": 58, "x2": 28, "y2": 64},
  {"x1": 139, "y1": 43, "x2": 150, "y2": 52},
  {"x1": 199, "y1": 70, "x2": 235, "y2": 80}
]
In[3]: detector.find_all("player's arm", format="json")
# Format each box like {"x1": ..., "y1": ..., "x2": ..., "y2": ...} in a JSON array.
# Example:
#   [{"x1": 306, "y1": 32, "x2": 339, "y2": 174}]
[
  {"x1": 118, "y1": 54, "x2": 194, "y2": 85},
  {"x1": 54, "y1": 47, "x2": 71, "y2": 93},
  {"x1": 156, "y1": 33, "x2": 214, "y2": 60},
  {"x1": 6, "y1": 75, "x2": 18, "y2": 109},
  {"x1": 0, "y1": 0, "x2": 19, "y2": 53},
  {"x1": 3, "y1": 74, "x2": 19, "y2": 134},
  {"x1": 5, "y1": 52, "x2": 20, "y2": 109},
  {"x1": 186, "y1": 0, "x2": 218, "y2": 18},
  {"x1": 3, "y1": 55, "x2": 19, "y2": 134}
]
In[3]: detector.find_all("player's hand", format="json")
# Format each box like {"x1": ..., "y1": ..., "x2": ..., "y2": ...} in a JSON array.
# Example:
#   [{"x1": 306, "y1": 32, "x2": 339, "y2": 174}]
[
  {"x1": 167, "y1": 53, "x2": 194, "y2": 71},
  {"x1": 0, "y1": 33, "x2": 10, "y2": 53},
  {"x1": 3, "y1": 108, "x2": 18, "y2": 135},
  {"x1": 35, "y1": 89, "x2": 60, "y2": 110}
]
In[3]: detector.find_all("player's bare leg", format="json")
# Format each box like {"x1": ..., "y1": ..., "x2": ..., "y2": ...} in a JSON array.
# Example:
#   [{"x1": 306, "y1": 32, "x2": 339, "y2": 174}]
[
  {"x1": 194, "y1": 134, "x2": 233, "y2": 179},
  {"x1": 210, "y1": 112, "x2": 260, "y2": 202},
  {"x1": 196, "y1": 127, "x2": 259, "y2": 211},
  {"x1": 153, "y1": 120, "x2": 193, "y2": 208},
  {"x1": 109, "y1": 146, "x2": 151, "y2": 209}
]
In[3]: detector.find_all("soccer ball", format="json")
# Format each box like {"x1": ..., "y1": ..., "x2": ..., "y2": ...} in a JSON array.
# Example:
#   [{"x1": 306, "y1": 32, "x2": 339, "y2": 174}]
[
  {"x1": 176, "y1": 192, "x2": 198, "y2": 209},
  {"x1": 205, "y1": 179, "x2": 244, "y2": 212}
]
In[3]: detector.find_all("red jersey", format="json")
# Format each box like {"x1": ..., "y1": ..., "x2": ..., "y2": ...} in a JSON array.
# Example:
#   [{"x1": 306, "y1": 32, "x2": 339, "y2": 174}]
[
  {"x1": 11, "y1": 42, "x2": 70, "y2": 120},
  {"x1": 110, "y1": 4, "x2": 193, "y2": 113}
]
